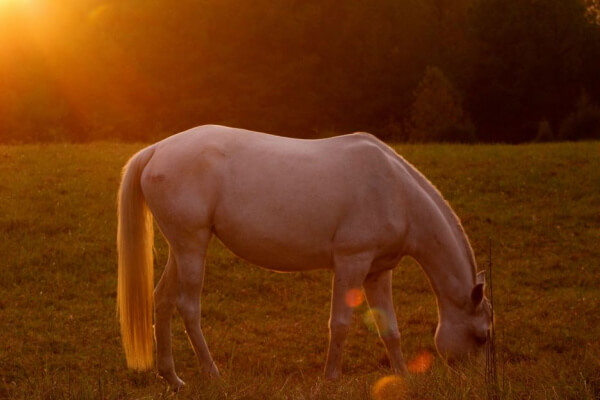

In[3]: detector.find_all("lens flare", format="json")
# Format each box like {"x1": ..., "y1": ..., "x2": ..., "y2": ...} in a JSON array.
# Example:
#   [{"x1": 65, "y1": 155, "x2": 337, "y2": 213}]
[
  {"x1": 371, "y1": 375, "x2": 407, "y2": 400},
  {"x1": 345, "y1": 288, "x2": 364, "y2": 308},
  {"x1": 362, "y1": 307, "x2": 389, "y2": 335},
  {"x1": 407, "y1": 350, "x2": 434, "y2": 374}
]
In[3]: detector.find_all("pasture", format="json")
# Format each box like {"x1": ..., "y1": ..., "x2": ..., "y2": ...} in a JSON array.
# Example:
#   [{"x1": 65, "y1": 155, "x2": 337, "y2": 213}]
[{"x1": 0, "y1": 141, "x2": 598, "y2": 399}]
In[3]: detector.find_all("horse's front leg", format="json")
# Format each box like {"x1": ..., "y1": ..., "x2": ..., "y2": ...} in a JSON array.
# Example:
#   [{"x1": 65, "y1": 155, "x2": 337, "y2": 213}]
[
  {"x1": 363, "y1": 269, "x2": 408, "y2": 375},
  {"x1": 324, "y1": 252, "x2": 372, "y2": 380},
  {"x1": 154, "y1": 250, "x2": 185, "y2": 391}
]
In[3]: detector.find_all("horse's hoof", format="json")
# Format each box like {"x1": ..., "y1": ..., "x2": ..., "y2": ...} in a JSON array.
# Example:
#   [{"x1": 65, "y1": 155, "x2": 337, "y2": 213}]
[
  {"x1": 209, "y1": 365, "x2": 221, "y2": 379},
  {"x1": 158, "y1": 371, "x2": 185, "y2": 392},
  {"x1": 202, "y1": 362, "x2": 221, "y2": 379},
  {"x1": 393, "y1": 362, "x2": 409, "y2": 376},
  {"x1": 172, "y1": 379, "x2": 186, "y2": 393}
]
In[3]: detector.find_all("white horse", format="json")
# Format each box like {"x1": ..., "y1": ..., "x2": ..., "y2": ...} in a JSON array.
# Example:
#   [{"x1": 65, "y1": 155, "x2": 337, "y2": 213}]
[{"x1": 117, "y1": 125, "x2": 491, "y2": 390}]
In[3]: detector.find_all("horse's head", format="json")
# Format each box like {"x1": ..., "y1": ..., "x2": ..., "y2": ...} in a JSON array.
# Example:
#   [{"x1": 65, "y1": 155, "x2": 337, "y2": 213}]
[{"x1": 434, "y1": 271, "x2": 492, "y2": 363}]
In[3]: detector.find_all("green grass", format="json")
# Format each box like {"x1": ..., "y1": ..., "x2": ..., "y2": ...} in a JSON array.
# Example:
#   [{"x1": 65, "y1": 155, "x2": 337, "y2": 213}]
[{"x1": 0, "y1": 141, "x2": 599, "y2": 399}]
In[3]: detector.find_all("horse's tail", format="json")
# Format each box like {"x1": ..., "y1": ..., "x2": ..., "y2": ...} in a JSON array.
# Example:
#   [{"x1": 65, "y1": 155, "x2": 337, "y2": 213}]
[{"x1": 117, "y1": 145, "x2": 156, "y2": 371}]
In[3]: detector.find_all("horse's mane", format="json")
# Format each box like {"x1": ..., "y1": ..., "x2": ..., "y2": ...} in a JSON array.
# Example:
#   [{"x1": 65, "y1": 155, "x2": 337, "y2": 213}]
[{"x1": 392, "y1": 151, "x2": 478, "y2": 283}]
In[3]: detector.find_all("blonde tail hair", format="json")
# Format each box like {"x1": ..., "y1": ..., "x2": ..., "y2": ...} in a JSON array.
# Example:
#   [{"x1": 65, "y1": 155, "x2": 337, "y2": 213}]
[{"x1": 117, "y1": 146, "x2": 156, "y2": 370}]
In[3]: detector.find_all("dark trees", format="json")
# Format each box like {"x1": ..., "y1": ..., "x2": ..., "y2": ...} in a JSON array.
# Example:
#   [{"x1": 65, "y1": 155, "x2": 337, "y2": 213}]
[
  {"x1": 466, "y1": 0, "x2": 598, "y2": 142},
  {"x1": 0, "y1": 0, "x2": 598, "y2": 142}
]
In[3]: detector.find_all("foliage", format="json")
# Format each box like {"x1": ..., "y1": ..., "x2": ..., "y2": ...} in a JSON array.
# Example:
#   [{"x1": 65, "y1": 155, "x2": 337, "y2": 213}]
[
  {"x1": 465, "y1": 0, "x2": 600, "y2": 141},
  {"x1": 534, "y1": 119, "x2": 554, "y2": 142},
  {"x1": 1, "y1": 142, "x2": 599, "y2": 399},
  {"x1": 559, "y1": 93, "x2": 600, "y2": 140},
  {"x1": 1, "y1": 0, "x2": 600, "y2": 142},
  {"x1": 407, "y1": 66, "x2": 475, "y2": 143}
]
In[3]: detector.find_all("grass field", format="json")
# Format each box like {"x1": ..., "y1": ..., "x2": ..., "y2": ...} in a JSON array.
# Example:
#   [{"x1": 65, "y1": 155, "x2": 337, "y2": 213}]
[{"x1": 0, "y1": 141, "x2": 599, "y2": 399}]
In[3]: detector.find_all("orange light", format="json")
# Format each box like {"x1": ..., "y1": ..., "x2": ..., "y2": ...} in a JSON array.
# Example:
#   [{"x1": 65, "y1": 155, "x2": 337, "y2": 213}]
[
  {"x1": 407, "y1": 350, "x2": 434, "y2": 374},
  {"x1": 372, "y1": 375, "x2": 407, "y2": 400},
  {"x1": 345, "y1": 288, "x2": 364, "y2": 308}
]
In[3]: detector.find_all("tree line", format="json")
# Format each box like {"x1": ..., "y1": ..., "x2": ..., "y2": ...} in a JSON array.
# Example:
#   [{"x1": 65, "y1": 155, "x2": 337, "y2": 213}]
[{"x1": 1, "y1": 0, "x2": 599, "y2": 143}]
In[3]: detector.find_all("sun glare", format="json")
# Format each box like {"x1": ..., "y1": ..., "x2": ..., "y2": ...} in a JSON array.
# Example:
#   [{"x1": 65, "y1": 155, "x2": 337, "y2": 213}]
[
  {"x1": 0, "y1": 0, "x2": 33, "y2": 8},
  {"x1": 0, "y1": 0, "x2": 41, "y2": 22}
]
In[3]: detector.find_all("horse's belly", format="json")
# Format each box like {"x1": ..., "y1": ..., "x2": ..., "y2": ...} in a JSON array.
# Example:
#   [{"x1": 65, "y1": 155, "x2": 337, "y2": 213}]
[
  {"x1": 214, "y1": 227, "x2": 333, "y2": 272},
  {"x1": 212, "y1": 203, "x2": 337, "y2": 272}
]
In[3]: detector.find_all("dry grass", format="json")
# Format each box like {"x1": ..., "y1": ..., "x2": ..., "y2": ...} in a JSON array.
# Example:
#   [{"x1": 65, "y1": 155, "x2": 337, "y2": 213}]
[{"x1": 0, "y1": 141, "x2": 599, "y2": 399}]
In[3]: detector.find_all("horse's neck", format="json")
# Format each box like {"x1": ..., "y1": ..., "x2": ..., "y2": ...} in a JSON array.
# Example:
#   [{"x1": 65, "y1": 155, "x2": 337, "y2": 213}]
[
  {"x1": 401, "y1": 163, "x2": 476, "y2": 314},
  {"x1": 409, "y1": 218, "x2": 475, "y2": 314}
]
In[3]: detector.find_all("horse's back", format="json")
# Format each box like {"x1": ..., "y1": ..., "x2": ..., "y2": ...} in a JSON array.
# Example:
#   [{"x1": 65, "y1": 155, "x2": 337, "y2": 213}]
[{"x1": 142, "y1": 126, "x2": 409, "y2": 271}]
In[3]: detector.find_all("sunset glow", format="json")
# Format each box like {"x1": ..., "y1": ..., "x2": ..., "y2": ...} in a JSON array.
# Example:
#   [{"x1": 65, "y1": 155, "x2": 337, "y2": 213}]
[{"x1": 0, "y1": 0, "x2": 599, "y2": 397}]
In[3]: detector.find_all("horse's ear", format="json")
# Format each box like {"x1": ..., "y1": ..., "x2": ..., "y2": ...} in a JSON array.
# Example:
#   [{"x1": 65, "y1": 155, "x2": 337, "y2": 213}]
[
  {"x1": 471, "y1": 283, "x2": 484, "y2": 307},
  {"x1": 471, "y1": 273, "x2": 485, "y2": 308},
  {"x1": 476, "y1": 270, "x2": 486, "y2": 285}
]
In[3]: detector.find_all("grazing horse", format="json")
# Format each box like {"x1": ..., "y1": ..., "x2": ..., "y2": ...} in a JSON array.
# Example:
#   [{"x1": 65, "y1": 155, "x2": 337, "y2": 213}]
[{"x1": 117, "y1": 125, "x2": 491, "y2": 390}]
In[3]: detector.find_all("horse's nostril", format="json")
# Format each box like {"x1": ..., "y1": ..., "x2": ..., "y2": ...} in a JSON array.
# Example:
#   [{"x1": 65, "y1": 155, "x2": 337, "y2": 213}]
[{"x1": 476, "y1": 336, "x2": 487, "y2": 345}]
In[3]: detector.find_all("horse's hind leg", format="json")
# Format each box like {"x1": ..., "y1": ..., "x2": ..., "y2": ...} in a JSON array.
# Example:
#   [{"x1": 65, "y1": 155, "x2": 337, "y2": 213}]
[
  {"x1": 363, "y1": 269, "x2": 408, "y2": 374},
  {"x1": 171, "y1": 228, "x2": 220, "y2": 378},
  {"x1": 154, "y1": 250, "x2": 185, "y2": 390}
]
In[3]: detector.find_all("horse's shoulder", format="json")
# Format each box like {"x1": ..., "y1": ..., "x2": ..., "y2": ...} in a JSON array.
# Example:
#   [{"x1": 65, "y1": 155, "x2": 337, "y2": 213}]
[
  {"x1": 329, "y1": 132, "x2": 379, "y2": 151},
  {"x1": 329, "y1": 133, "x2": 398, "y2": 166},
  {"x1": 336, "y1": 131, "x2": 381, "y2": 144}
]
